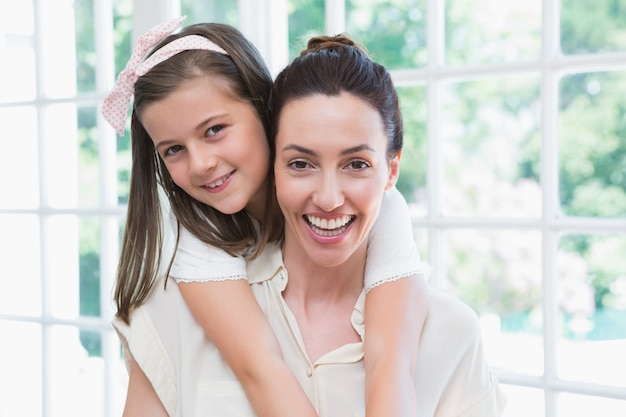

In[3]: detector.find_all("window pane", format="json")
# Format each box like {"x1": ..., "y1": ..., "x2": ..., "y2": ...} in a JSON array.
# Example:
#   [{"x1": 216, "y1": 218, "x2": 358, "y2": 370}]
[
  {"x1": 557, "y1": 234, "x2": 626, "y2": 388},
  {"x1": 44, "y1": 103, "x2": 79, "y2": 208},
  {"x1": 561, "y1": 0, "x2": 626, "y2": 55},
  {"x1": 40, "y1": 0, "x2": 76, "y2": 99},
  {"x1": 0, "y1": 215, "x2": 41, "y2": 316},
  {"x1": 48, "y1": 325, "x2": 113, "y2": 416},
  {"x1": 78, "y1": 106, "x2": 102, "y2": 206},
  {"x1": 80, "y1": 217, "x2": 102, "y2": 319},
  {"x1": 557, "y1": 392, "x2": 626, "y2": 417},
  {"x1": 182, "y1": 0, "x2": 238, "y2": 26},
  {"x1": 444, "y1": 229, "x2": 544, "y2": 376},
  {"x1": 442, "y1": 76, "x2": 542, "y2": 217},
  {"x1": 75, "y1": 0, "x2": 96, "y2": 93},
  {"x1": 0, "y1": 106, "x2": 39, "y2": 208},
  {"x1": 446, "y1": 0, "x2": 541, "y2": 66},
  {"x1": 346, "y1": 0, "x2": 427, "y2": 70},
  {"x1": 47, "y1": 215, "x2": 80, "y2": 319},
  {"x1": 559, "y1": 71, "x2": 626, "y2": 217},
  {"x1": 0, "y1": 0, "x2": 36, "y2": 102},
  {"x1": 117, "y1": 132, "x2": 131, "y2": 205},
  {"x1": 288, "y1": 0, "x2": 325, "y2": 59},
  {"x1": 0, "y1": 321, "x2": 41, "y2": 416},
  {"x1": 397, "y1": 85, "x2": 428, "y2": 214}
]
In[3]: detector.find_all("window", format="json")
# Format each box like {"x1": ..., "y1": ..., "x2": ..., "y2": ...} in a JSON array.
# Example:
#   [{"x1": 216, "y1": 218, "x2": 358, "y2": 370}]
[{"x1": 1, "y1": 1, "x2": 624, "y2": 416}]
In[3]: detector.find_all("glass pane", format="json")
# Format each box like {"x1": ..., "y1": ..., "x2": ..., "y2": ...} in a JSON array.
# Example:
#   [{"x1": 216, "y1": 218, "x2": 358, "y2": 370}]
[
  {"x1": 49, "y1": 325, "x2": 108, "y2": 416},
  {"x1": 80, "y1": 217, "x2": 102, "y2": 318},
  {"x1": 346, "y1": 0, "x2": 427, "y2": 70},
  {"x1": 558, "y1": 392, "x2": 626, "y2": 417},
  {"x1": 0, "y1": 321, "x2": 41, "y2": 416},
  {"x1": 559, "y1": 71, "x2": 626, "y2": 217},
  {"x1": 113, "y1": 0, "x2": 132, "y2": 77},
  {"x1": 557, "y1": 234, "x2": 626, "y2": 388},
  {"x1": 78, "y1": 106, "x2": 102, "y2": 206},
  {"x1": 442, "y1": 76, "x2": 542, "y2": 217},
  {"x1": 561, "y1": 0, "x2": 626, "y2": 55},
  {"x1": 0, "y1": 215, "x2": 41, "y2": 316},
  {"x1": 47, "y1": 215, "x2": 80, "y2": 319},
  {"x1": 500, "y1": 384, "x2": 545, "y2": 417},
  {"x1": 0, "y1": 0, "x2": 36, "y2": 102},
  {"x1": 446, "y1": 0, "x2": 541, "y2": 66},
  {"x1": 444, "y1": 229, "x2": 544, "y2": 376},
  {"x1": 288, "y1": 0, "x2": 325, "y2": 59},
  {"x1": 397, "y1": 85, "x2": 428, "y2": 214},
  {"x1": 182, "y1": 0, "x2": 238, "y2": 26},
  {"x1": 44, "y1": 103, "x2": 79, "y2": 209},
  {"x1": 39, "y1": 0, "x2": 76, "y2": 99},
  {"x1": 117, "y1": 132, "x2": 132, "y2": 205},
  {"x1": 75, "y1": 0, "x2": 96, "y2": 93},
  {"x1": 0, "y1": 106, "x2": 39, "y2": 209}
]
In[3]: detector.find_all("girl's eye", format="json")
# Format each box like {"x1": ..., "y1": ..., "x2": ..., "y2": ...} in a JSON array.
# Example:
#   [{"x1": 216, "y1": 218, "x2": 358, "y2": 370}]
[
  {"x1": 346, "y1": 159, "x2": 370, "y2": 170},
  {"x1": 165, "y1": 145, "x2": 184, "y2": 156},
  {"x1": 288, "y1": 159, "x2": 311, "y2": 170},
  {"x1": 206, "y1": 124, "x2": 225, "y2": 137}
]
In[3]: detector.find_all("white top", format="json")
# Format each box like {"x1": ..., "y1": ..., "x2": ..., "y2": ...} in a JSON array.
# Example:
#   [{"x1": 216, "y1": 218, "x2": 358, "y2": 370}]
[
  {"x1": 113, "y1": 243, "x2": 506, "y2": 417},
  {"x1": 168, "y1": 187, "x2": 430, "y2": 291}
]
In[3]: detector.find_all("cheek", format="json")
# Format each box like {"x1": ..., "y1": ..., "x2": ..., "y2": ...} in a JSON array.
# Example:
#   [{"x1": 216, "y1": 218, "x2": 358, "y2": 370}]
[{"x1": 274, "y1": 174, "x2": 308, "y2": 215}]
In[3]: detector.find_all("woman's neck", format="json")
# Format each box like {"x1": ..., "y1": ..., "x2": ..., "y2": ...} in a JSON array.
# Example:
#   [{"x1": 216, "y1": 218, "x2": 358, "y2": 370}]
[{"x1": 280, "y1": 233, "x2": 365, "y2": 361}]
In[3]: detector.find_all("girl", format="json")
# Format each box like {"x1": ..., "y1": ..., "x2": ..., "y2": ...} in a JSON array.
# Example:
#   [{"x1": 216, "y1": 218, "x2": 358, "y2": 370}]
[{"x1": 102, "y1": 16, "x2": 429, "y2": 416}]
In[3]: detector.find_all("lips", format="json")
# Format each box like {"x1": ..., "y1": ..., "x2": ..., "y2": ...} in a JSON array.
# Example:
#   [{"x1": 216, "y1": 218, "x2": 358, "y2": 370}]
[
  {"x1": 204, "y1": 171, "x2": 233, "y2": 189},
  {"x1": 305, "y1": 214, "x2": 355, "y2": 237}
]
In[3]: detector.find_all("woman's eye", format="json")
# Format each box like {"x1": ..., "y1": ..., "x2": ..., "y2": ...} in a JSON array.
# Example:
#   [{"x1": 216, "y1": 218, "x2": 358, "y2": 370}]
[
  {"x1": 346, "y1": 160, "x2": 370, "y2": 170},
  {"x1": 165, "y1": 145, "x2": 184, "y2": 156},
  {"x1": 288, "y1": 159, "x2": 311, "y2": 170}
]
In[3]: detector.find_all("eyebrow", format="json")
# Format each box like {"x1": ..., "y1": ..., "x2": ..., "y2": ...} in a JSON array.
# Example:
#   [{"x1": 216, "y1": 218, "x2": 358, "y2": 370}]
[{"x1": 281, "y1": 143, "x2": 375, "y2": 156}]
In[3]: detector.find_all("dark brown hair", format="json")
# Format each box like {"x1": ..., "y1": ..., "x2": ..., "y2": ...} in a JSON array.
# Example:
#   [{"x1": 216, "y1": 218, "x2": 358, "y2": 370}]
[{"x1": 270, "y1": 34, "x2": 403, "y2": 160}]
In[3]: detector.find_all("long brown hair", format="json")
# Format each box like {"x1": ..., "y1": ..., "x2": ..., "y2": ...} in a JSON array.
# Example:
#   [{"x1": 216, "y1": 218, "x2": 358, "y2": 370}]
[{"x1": 114, "y1": 23, "x2": 283, "y2": 324}]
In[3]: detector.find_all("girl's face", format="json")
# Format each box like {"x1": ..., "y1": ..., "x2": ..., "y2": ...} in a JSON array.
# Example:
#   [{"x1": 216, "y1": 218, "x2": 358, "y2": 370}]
[
  {"x1": 140, "y1": 77, "x2": 270, "y2": 220},
  {"x1": 274, "y1": 92, "x2": 400, "y2": 268}
]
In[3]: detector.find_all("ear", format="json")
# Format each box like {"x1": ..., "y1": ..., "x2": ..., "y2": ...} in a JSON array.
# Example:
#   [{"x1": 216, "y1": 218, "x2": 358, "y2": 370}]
[{"x1": 385, "y1": 151, "x2": 401, "y2": 190}]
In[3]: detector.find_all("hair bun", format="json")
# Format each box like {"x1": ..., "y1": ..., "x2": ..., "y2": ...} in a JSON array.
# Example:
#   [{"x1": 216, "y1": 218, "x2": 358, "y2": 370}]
[{"x1": 301, "y1": 34, "x2": 365, "y2": 57}]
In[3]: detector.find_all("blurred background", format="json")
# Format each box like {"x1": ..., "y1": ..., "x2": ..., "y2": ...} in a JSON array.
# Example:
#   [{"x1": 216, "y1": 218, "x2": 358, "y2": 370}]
[{"x1": 0, "y1": 0, "x2": 625, "y2": 415}]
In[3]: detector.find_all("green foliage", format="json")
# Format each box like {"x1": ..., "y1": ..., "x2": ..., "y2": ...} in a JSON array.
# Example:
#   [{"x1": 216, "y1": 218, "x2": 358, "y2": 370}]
[
  {"x1": 346, "y1": 0, "x2": 427, "y2": 69},
  {"x1": 288, "y1": 0, "x2": 325, "y2": 59},
  {"x1": 561, "y1": 0, "x2": 626, "y2": 54},
  {"x1": 559, "y1": 72, "x2": 626, "y2": 217},
  {"x1": 396, "y1": 86, "x2": 427, "y2": 202}
]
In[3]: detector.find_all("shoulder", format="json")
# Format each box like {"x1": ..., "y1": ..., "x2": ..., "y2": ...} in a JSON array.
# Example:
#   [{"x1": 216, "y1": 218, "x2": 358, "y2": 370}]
[
  {"x1": 416, "y1": 287, "x2": 506, "y2": 416},
  {"x1": 246, "y1": 242, "x2": 284, "y2": 284}
]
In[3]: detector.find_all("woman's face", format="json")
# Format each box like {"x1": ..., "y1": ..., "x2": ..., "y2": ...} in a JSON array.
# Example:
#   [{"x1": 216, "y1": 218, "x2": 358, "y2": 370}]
[
  {"x1": 140, "y1": 76, "x2": 270, "y2": 220},
  {"x1": 274, "y1": 92, "x2": 400, "y2": 268}
]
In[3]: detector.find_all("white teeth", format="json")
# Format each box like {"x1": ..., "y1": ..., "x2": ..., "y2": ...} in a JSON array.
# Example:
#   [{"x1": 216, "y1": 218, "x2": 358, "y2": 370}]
[
  {"x1": 305, "y1": 215, "x2": 354, "y2": 237},
  {"x1": 207, "y1": 173, "x2": 230, "y2": 188}
]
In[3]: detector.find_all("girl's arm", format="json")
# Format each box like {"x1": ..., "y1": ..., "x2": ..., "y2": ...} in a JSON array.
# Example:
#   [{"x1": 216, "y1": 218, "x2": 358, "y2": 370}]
[
  {"x1": 364, "y1": 187, "x2": 431, "y2": 417},
  {"x1": 172, "y1": 224, "x2": 317, "y2": 417},
  {"x1": 364, "y1": 276, "x2": 427, "y2": 416},
  {"x1": 179, "y1": 280, "x2": 318, "y2": 417},
  {"x1": 122, "y1": 356, "x2": 169, "y2": 417}
]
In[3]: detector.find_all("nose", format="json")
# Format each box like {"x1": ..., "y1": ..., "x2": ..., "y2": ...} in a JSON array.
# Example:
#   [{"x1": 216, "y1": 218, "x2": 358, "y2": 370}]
[
  {"x1": 187, "y1": 142, "x2": 216, "y2": 177},
  {"x1": 312, "y1": 171, "x2": 344, "y2": 212}
]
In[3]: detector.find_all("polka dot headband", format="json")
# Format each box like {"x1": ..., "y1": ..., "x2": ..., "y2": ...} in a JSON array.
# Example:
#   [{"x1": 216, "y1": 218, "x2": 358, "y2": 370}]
[{"x1": 101, "y1": 16, "x2": 228, "y2": 136}]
